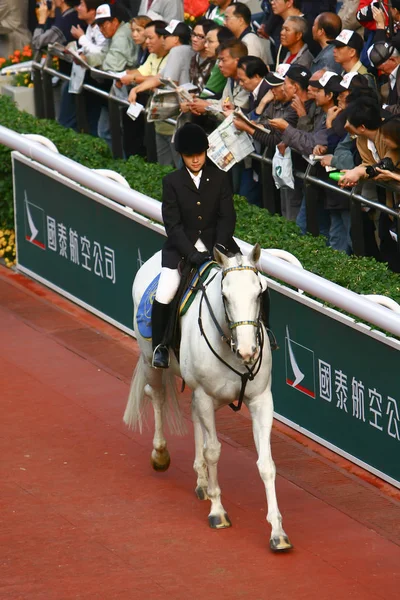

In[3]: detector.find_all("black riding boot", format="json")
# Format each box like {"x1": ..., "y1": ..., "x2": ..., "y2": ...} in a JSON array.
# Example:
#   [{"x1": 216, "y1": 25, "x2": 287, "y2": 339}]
[
  {"x1": 151, "y1": 300, "x2": 170, "y2": 368},
  {"x1": 261, "y1": 290, "x2": 278, "y2": 351}
]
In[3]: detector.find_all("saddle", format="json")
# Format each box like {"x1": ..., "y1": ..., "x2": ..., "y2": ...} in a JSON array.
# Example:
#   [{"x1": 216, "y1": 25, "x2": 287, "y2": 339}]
[{"x1": 136, "y1": 260, "x2": 218, "y2": 358}]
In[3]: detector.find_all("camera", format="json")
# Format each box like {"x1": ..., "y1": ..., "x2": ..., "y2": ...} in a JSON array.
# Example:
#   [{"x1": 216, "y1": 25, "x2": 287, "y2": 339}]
[
  {"x1": 365, "y1": 157, "x2": 396, "y2": 179},
  {"x1": 36, "y1": 1, "x2": 53, "y2": 9}
]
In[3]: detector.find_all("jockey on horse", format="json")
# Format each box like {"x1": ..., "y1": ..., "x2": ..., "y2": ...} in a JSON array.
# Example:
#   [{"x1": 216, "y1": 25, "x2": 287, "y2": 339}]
[{"x1": 152, "y1": 123, "x2": 276, "y2": 369}]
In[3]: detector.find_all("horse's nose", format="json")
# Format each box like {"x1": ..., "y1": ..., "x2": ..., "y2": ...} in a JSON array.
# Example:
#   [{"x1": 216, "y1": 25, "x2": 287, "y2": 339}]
[{"x1": 237, "y1": 346, "x2": 258, "y2": 364}]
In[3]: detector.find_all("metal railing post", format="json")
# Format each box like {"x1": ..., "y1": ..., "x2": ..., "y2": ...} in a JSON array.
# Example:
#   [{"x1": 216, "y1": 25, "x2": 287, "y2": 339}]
[
  {"x1": 260, "y1": 149, "x2": 279, "y2": 213},
  {"x1": 350, "y1": 186, "x2": 365, "y2": 256},
  {"x1": 32, "y1": 63, "x2": 45, "y2": 119},
  {"x1": 108, "y1": 94, "x2": 124, "y2": 159},
  {"x1": 304, "y1": 163, "x2": 319, "y2": 236},
  {"x1": 75, "y1": 92, "x2": 90, "y2": 134},
  {"x1": 42, "y1": 55, "x2": 56, "y2": 120}
]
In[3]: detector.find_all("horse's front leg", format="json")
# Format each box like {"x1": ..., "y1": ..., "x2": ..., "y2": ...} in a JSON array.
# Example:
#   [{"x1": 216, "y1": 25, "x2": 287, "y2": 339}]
[
  {"x1": 247, "y1": 392, "x2": 292, "y2": 551},
  {"x1": 193, "y1": 388, "x2": 231, "y2": 529},
  {"x1": 192, "y1": 403, "x2": 209, "y2": 500},
  {"x1": 145, "y1": 368, "x2": 170, "y2": 472}
]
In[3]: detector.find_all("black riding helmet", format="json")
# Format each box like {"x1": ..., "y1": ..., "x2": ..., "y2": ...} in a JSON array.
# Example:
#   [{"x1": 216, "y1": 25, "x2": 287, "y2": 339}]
[{"x1": 174, "y1": 123, "x2": 209, "y2": 155}]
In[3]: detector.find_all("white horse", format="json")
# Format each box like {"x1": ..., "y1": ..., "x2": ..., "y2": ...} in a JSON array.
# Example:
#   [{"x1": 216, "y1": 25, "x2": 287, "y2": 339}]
[{"x1": 124, "y1": 243, "x2": 292, "y2": 551}]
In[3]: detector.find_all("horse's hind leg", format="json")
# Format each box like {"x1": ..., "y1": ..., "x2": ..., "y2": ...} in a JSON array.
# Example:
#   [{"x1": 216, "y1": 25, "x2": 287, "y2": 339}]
[
  {"x1": 145, "y1": 368, "x2": 170, "y2": 472},
  {"x1": 193, "y1": 388, "x2": 231, "y2": 529},
  {"x1": 248, "y1": 392, "x2": 292, "y2": 551},
  {"x1": 192, "y1": 403, "x2": 208, "y2": 500}
]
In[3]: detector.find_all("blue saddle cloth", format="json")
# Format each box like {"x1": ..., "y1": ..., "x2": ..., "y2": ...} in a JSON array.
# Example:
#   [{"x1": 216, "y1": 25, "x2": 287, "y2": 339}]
[{"x1": 136, "y1": 261, "x2": 216, "y2": 340}]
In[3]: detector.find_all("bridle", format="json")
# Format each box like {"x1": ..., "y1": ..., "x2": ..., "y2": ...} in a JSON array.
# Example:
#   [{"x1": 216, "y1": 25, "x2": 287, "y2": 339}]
[
  {"x1": 196, "y1": 264, "x2": 264, "y2": 412},
  {"x1": 221, "y1": 265, "x2": 263, "y2": 345}
]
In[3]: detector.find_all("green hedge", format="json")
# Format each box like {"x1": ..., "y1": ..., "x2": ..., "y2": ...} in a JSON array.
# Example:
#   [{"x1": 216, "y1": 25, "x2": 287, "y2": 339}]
[{"x1": 1, "y1": 94, "x2": 400, "y2": 306}]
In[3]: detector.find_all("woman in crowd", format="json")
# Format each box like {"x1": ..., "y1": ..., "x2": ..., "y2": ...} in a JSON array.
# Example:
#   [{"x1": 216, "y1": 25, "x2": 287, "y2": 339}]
[{"x1": 130, "y1": 14, "x2": 151, "y2": 66}]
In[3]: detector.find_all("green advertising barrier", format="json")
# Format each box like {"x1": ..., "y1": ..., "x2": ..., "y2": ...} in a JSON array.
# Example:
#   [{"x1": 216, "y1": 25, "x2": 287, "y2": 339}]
[
  {"x1": 13, "y1": 152, "x2": 400, "y2": 488},
  {"x1": 269, "y1": 283, "x2": 400, "y2": 487},
  {"x1": 13, "y1": 153, "x2": 165, "y2": 334}
]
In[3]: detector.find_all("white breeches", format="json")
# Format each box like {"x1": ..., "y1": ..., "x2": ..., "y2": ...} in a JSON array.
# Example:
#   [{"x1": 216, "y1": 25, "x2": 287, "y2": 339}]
[
  {"x1": 155, "y1": 268, "x2": 181, "y2": 304},
  {"x1": 156, "y1": 239, "x2": 208, "y2": 304}
]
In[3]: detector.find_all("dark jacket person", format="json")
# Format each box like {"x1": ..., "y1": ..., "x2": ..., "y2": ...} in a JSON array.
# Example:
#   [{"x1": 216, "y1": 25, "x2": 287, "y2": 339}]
[{"x1": 152, "y1": 123, "x2": 240, "y2": 368}]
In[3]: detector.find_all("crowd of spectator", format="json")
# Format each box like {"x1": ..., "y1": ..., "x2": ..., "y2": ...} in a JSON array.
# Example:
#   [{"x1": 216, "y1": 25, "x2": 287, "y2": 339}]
[{"x1": 3, "y1": 1, "x2": 400, "y2": 271}]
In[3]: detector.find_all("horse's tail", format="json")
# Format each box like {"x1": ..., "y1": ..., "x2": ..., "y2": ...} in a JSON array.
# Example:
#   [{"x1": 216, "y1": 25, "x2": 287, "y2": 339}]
[{"x1": 123, "y1": 354, "x2": 186, "y2": 436}]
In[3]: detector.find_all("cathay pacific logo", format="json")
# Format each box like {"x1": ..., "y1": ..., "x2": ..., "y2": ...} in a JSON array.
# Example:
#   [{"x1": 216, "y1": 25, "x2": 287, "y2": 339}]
[
  {"x1": 24, "y1": 192, "x2": 46, "y2": 249},
  {"x1": 285, "y1": 326, "x2": 315, "y2": 398}
]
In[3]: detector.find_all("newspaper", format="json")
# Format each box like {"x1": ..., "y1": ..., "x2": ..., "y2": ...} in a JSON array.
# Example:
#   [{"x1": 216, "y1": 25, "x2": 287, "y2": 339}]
[
  {"x1": 207, "y1": 113, "x2": 255, "y2": 172},
  {"x1": 145, "y1": 88, "x2": 180, "y2": 122},
  {"x1": 159, "y1": 77, "x2": 197, "y2": 102},
  {"x1": 233, "y1": 107, "x2": 271, "y2": 134}
]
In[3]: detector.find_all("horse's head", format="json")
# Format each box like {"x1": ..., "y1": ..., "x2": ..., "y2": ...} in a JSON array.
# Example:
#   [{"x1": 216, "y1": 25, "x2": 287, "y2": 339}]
[{"x1": 214, "y1": 243, "x2": 267, "y2": 365}]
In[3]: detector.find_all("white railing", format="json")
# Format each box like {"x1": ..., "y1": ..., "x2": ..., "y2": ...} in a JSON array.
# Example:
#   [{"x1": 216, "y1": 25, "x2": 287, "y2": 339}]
[{"x1": 2, "y1": 125, "x2": 400, "y2": 338}]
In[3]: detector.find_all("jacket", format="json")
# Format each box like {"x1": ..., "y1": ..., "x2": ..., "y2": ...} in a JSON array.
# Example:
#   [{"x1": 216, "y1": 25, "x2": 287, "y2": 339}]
[
  {"x1": 252, "y1": 100, "x2": 298, "y2": 153},
  {"x1": 101, "y1": 22, "x2": 138, "y2": 72},
  {"x1": 282, "y1": 109, "x2": 328, "y2": 156},
  {"x1": 161, "y1": 164, "x2": 240, "y2": 268}
]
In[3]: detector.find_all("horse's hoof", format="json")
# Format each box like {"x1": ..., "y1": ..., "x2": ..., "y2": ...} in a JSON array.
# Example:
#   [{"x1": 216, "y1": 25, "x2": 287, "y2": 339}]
[
  {"x1": 208, "y1": 513, "x2": 232, "y2": 529},
  {"x1": 195, "y1": 486, "x2": 208, "y2": 501},
  {"x1": 270, "y1": 535, "x2": 293, "y2": 552},
  {"x1": 151, "y1": 449, "x2": 170, "y2": 472}
]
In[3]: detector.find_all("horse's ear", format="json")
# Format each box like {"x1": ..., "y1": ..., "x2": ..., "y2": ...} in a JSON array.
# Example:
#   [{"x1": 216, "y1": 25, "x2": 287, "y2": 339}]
[
  {"x1": 213, "y1": 245, "x2": 229, "y2": 267},
  {"x1": 249, "y1": 243, "x2": 261, "y2": 266}
]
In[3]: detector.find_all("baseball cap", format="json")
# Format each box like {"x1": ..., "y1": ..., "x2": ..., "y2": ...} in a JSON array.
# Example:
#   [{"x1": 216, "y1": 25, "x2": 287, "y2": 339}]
[
  {"x1": 327, "y1": 71, "x2": 369, "y2": 92},
  {"x1": 285, "y1": 64, "x2": 311, "y2": 85},
  {"x1": 329, "y1": 29, "x2": 364, "y2": 54},
  {"x1": 94, "y1": 3, "x2": 115, "y2": 24},
  {"x1": 368, "y1": 41, "x2": 395, "y2": 67},
  {"x1": 308, "y1": 70, "x2": 343, "y2": 92},
  {"x1": 266, "y1": 63, "x2": 290, "y2": 86},
  {"x1": 158, "y1": 19, "x2": 190, "y2": 38}
]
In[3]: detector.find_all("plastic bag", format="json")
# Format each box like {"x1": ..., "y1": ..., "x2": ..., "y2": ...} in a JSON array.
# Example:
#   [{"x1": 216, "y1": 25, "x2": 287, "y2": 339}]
[{"x1": 272, "y1": 146, "x2": 295, "y2": 189}]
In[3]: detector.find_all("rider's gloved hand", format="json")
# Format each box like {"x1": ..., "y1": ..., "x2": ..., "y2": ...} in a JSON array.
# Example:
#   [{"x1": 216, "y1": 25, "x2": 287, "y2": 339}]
[{"x1": 189, "y1": 250, "x2": 212, "y2": 267}]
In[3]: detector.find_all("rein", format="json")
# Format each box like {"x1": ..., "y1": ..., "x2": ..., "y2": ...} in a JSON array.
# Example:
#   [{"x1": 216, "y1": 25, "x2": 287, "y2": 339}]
[{"x1": 195, "y1": 265, "x2": 264, "y2": 412}]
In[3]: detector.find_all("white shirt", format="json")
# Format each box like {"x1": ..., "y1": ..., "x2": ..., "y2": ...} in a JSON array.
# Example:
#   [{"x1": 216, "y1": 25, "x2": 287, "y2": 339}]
[
  {"x1": 186, "y1": 168, "x2": 208, "y2": 251},
  {"x1": 252, "y1": 79, "x2": 263, "y2": 101},
  {"x1": 187, "y1": 168, "x2": 202, "y2": 189},
  {"x1": 367, "y1": 139, "x2": 380, "y2": 163},
  {"x1": 389, "y1": 65, "x2": 399, "y2": 90},
  {"x1": 78, "y1": 23, "x2": 109, "y2": 65}
]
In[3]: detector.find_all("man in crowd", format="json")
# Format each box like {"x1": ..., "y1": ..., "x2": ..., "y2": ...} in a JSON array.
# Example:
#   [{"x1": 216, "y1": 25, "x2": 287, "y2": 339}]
[
  {"x1": 311, "y1": 12, "x2": 342, "y2": 74},
  {"x1": 32, "y1": 0, "x2": 81, "y2": 50},
  {"x1": 369, "y1": 41, "x2": 400, "y2": 113},
  {"x1": 71, "y1": 0, "x2": 108, "y2": 67},
  {"x1": 93, "y1": 3, "x2": 137, "y2": 145},
  {"x1": 270, "y1": 71, "x2": 343, "y2": 238},
  {"x1": 190, "y1": 40, "x2": 249, "y2": 116},
  {"x1": 330, "y1": 28, "x2": 375, "y2": 87},
  {"x1": 263, "y1": 0, "x2": 304, "y2": 55},
  {"x1": 279, "y1": 16, "x2": 313, "y2": 69},
  {"x1": 60, "y1": 0, "x2": 108, "y2": 135},
  {"x1": 224, "y1": 2, "x2": 272, "y2": 64},
  {"x1": 128, "y1": 20, "x2": 193, "y2": 166},
  {"x1": 340, "y1": 97, "x2": 400, "y2": 270},
  {"x1": 233, "y1": 63, "x2": 301, "y2": 217}
]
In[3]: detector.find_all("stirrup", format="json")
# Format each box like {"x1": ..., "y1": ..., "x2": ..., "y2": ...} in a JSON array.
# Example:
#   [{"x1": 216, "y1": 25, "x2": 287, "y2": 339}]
[
  {"x1": 267, "y1": 328, "x2": 279, "y2": 351},
  {"x1": 152, "y1": 344, "x2": 170, "y2": 368}
]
